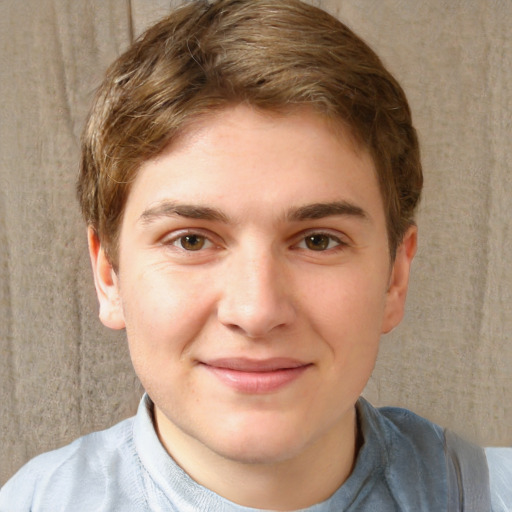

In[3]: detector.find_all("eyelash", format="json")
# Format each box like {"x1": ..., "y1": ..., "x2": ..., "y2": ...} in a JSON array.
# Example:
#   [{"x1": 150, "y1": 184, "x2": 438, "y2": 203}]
[
  {"x1": 162, "y1": 230, "x2": 217, "y2": 252},
  {"x1": 294, "y1": 231, "x2": 347, "y2": 252},
  {"x1": 162, "y1": 229, "x2": 348, "y2": 255}
]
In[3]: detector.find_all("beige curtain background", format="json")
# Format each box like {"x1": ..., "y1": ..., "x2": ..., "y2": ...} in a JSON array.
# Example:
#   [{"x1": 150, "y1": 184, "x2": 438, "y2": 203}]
[{"x1": 1, "y1": 0, "x2": 510, "y2": 485}]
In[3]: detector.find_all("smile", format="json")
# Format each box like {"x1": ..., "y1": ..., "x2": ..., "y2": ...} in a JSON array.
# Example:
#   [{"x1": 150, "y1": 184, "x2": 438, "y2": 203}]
[{"x1": 200, "y1": 358, "x2": 312, "y2": 394}]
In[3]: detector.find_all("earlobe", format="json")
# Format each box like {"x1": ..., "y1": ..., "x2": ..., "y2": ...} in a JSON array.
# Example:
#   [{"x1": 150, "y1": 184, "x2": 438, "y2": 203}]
[
  {"x1": 381, "y1": 225, "x2": 418, "y2": 334},
  {"x1": 87, "y1": 227, "x2": 126, "y2": 330}
]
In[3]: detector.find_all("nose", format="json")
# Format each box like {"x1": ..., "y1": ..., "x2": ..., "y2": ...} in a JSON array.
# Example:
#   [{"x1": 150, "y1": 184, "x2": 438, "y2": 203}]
[{"x1": 217, "y1": 247, "x2": 296, "y2": 338}]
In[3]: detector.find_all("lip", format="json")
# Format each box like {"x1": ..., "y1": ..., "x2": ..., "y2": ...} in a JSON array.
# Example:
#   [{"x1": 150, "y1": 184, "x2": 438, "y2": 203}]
[{"x1": 200, "y1": 358, "x2": 312, "y2": 393}]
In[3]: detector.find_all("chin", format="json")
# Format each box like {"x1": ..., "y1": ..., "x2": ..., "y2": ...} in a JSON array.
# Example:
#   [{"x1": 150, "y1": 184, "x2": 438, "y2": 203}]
[
  {"x1": 214, "y1": 438, "x2": 306, "y2": 466},
  {"x1": 204, "y1": 419, "x2": 314, "y2": 466}
]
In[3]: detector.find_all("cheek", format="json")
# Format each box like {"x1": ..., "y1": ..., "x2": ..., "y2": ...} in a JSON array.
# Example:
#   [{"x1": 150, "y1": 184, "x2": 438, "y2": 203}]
[
  {"x1": 302, "y1": 268, "x2": 388, "y2": 342},
  {"x1": 300, "y1": 267, "x2": 387, "y2": 394},
  {"x1": 120, "y1": 269, "x2": 212, "y2": 406},
  {"x1": 119, "y1": 266, "x2": 214, "y2": 360}
]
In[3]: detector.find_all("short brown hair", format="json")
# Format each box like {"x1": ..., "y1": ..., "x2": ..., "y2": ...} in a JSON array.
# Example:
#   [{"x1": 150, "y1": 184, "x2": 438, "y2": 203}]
[{"x1": 78, "y1": 0, "x2": 422, "y2": 267}]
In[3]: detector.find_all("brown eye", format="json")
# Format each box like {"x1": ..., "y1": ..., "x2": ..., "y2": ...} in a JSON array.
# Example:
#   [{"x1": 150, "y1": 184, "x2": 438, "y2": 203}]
[
  {"x1": 180, "y1": 234, "x2": 206, "y2": 251},
  {"x1": 304, "y1": 234, "x2": 331, "y2": 251}
]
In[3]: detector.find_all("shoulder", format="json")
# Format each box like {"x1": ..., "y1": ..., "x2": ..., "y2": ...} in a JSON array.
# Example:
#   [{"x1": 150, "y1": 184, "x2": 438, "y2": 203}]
[
  {"x1": 486, "y1": 447, "x2": 512, "y2": 512},
  {"x1": 0, "y1": 416, "x2": 142, "y2": 512},
  {"x1": 356, "y1": 399, "x2": 448, "y2": 509},
  {"x1": 360, "y1": 400, "x2": 511, "y2": 511}
]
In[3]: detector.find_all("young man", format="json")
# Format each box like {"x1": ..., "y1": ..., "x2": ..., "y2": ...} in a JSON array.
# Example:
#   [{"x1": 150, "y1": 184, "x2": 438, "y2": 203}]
[{"x1": 1, "y1": 0, "x2": 510, "y2": 510}]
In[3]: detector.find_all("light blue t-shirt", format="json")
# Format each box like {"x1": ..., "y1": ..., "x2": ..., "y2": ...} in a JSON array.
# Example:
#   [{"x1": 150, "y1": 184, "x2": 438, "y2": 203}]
[{"x1": 1, "y1": 395, "x2": 510, "y2": 511}]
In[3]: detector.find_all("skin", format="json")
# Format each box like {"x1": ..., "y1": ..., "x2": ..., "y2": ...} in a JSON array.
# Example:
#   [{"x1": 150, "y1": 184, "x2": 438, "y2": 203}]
[{"x1": 89, "y1": 105, "x2": 417, "y2": 510}]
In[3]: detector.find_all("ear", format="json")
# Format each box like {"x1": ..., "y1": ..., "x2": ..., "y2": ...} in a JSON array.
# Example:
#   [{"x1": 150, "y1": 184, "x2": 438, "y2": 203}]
[
  {"x1": 381, "y1": 225, "x2": 417, "y2": 334},
  {"x1": 87, "y1": 227, "x2": 126, "y2": 330}
]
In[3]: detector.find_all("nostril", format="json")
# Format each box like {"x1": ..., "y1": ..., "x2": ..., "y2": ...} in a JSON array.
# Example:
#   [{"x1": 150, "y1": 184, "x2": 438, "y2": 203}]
[{"x1": 217, "y1": 300, "x2": 295, "y2": 339}]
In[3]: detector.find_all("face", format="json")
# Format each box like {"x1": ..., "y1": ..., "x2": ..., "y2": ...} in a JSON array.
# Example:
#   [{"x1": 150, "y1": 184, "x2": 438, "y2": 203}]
[{"x1": 90, "y1": 105, "x2": 416, "y2": 470}]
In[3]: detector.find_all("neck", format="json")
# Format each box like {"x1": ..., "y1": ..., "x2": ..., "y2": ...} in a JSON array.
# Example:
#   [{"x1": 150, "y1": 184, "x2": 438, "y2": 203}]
[{"x1": 155, "y1": 406, "x2": 359, "y2": 511}]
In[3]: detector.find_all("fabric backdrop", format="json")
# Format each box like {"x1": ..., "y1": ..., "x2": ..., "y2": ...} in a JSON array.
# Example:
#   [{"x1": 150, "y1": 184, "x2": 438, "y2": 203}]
[{"x1": 1, "y1": 0, "x2": 511, "y2": 485}]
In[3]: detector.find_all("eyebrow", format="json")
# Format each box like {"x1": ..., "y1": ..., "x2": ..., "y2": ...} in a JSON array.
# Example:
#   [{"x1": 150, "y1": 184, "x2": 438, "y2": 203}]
[
  {"x1": 139, "y1": 201, "x2": 230, "y2": 224},
  {"x1": 287, "y1": 201, "x2": 369, "y2": 222},
  {"x1": 138, "y1": 200, "x2": 369, "y2": 225}
]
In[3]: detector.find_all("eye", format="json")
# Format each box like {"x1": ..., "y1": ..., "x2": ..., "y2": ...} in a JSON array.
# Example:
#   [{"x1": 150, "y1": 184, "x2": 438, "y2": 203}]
[
  {"x1": 169, "y1": 233, "x2": 214, "y2": 251},
  {"x1": 297, "y1": 233, "x2": 344, "y2": 251}
]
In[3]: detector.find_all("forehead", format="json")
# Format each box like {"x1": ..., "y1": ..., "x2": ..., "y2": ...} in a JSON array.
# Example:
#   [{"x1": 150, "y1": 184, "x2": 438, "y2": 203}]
[
  {"x1": 123, "y1": 105, "x2": 384, "y2": 226},
  {"x1": 167, "y1": 105, "x2": 366, "y2": 165}
]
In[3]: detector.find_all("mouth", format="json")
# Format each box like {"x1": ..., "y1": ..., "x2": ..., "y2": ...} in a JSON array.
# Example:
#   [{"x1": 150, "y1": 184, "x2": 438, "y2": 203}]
[{"x1": 199, "y1": 358, "x2": 312, "y2": 393}]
